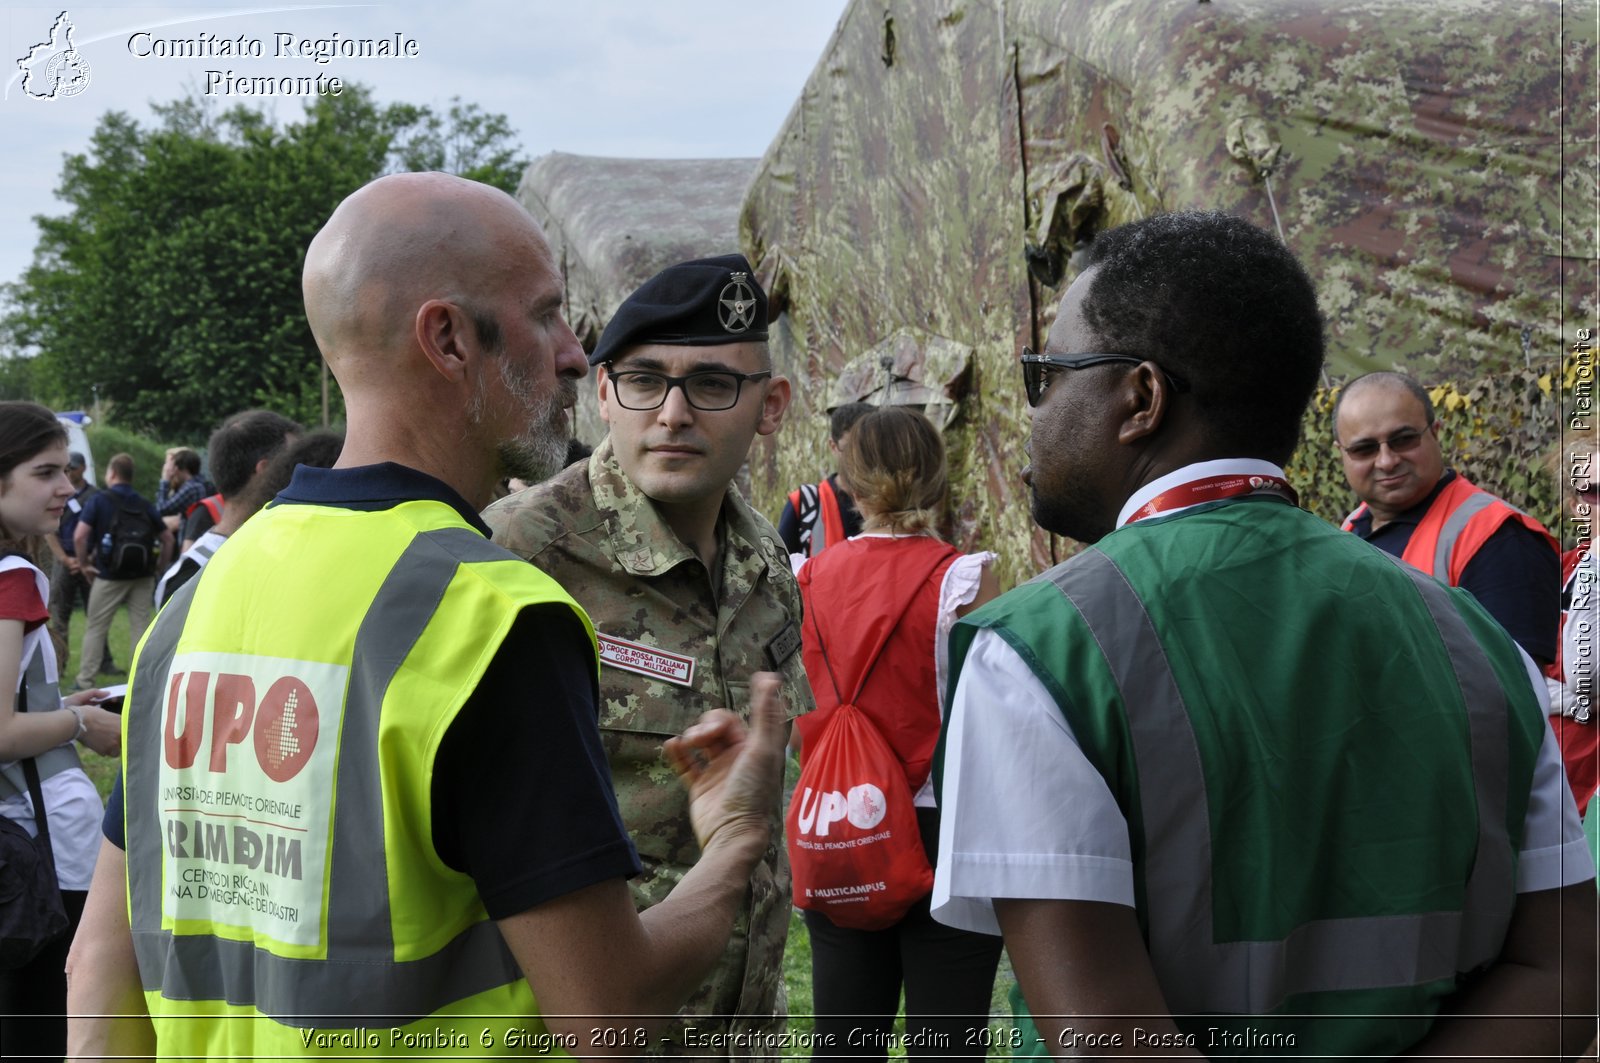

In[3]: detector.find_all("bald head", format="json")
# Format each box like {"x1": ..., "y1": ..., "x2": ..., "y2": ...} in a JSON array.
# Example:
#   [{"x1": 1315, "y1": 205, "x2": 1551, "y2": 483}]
[
  {"x1": 302, "y1": 172, "x2": 556, "y2": 385},
  {"x1": 1333, "y1": 371, "x2": 1435, "y2": 429}
]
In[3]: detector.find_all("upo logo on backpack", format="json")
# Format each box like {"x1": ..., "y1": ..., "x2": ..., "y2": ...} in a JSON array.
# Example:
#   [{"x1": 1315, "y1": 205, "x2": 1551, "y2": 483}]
[
  {"x1": 793, "y1": 782, "x2": 887, "y2": 838},
  {"x1": 784, "y1": 703, "x2": 933, "y2": 930},
  {"x1": 106, "y1": 495, "x2": 156, "y2": 578}
]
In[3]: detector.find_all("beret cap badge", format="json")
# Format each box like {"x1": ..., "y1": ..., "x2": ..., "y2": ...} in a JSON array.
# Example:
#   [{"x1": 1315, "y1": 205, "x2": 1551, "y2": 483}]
[
  {"x1": 588, "y1": 253, "x2": 769, "y2": 365},
  {"x1": 718, "y1": 272, "x2": 757, "y2": 334}
]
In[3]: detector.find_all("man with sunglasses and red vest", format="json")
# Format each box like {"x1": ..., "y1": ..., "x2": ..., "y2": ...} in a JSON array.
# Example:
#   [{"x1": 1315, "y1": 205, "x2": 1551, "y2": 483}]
[{"x1": 1335, "y1": 371, "x2": 1559, "y2": 667}]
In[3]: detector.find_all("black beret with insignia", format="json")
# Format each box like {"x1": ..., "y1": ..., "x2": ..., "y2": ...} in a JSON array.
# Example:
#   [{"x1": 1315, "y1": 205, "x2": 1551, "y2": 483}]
[{"x1": 589, "y1": 253, "x2": 768, "y2": 365}]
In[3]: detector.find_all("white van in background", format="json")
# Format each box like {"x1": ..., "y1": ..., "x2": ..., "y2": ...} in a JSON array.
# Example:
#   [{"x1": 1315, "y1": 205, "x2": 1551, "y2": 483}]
[{"x1": 56, "y1": 411, "x2": 95, "y2": 485}]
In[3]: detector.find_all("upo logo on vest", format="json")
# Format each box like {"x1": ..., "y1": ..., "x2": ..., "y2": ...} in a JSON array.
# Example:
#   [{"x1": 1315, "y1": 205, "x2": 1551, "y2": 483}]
[
  {"x1": 157, "y1": 653, "x2": 345, "y2": 947},
  {"x1": 794, "y1": 782, "x2": 887, "y2": 837},
  {"x1": 164, "y1": 669, "x2": 319, "y2": 782}
]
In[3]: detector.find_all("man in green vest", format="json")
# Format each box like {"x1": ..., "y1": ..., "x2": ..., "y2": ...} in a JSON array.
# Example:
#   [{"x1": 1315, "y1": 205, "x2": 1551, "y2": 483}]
[
  {"x1": 929, "y1": 211, "x2": 1597, "y2": 1058},
  {"x1": 64, "y1": 172, "x2": 788, "y2": 1059}
]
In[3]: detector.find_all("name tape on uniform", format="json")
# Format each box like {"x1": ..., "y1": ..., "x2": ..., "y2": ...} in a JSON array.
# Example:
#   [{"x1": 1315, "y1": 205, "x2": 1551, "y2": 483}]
[{"x1": 597, "y1": 633, "x2": 696, "y2": 687}]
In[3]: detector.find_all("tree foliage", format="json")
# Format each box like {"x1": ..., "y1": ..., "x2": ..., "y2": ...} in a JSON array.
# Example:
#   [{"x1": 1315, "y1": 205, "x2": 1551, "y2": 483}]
[
  {"x1": 389, "y1": 96, "x2": 528, "y2": 192},
  {"x1": 3, "y1": 85, "x2": 530, "y2": 440}
]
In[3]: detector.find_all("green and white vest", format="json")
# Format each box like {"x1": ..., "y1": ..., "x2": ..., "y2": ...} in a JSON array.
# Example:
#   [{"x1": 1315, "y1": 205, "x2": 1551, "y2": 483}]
[{"x1": 947, "y1": 496, "x2": 1544, "y2": 1059}]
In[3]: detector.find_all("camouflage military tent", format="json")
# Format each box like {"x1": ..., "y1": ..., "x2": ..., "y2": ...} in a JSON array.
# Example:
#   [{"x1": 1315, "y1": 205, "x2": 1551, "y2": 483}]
[
  {"x1": 740, "y1": 0, "x2": 1595, "y2": 583},
  {"x1": 517, "y1": 152, "x2": 759, "y2": 444}
]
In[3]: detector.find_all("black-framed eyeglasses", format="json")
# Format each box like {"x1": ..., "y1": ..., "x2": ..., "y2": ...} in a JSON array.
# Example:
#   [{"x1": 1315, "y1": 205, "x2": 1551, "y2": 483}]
[
  {"x1": 1337, "y1": 426, "x2": 1430, "y2": 461},
  {"x1": 1020, "y1": 349, "x2": 1191, "y2": 407},
  {"x1": 603, "y1": 365, "x2": 772, "y2": 411}
]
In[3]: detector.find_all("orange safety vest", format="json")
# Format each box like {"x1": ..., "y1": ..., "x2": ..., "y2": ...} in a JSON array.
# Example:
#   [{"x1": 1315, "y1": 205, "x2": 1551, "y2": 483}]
[
  {"x1": 185, "y1": 492, "x2": 223, "y2": 525},
  {"x1": 1341, "y1": 474, "x2": 1557, "y2": 586},
  {"x1": 788, "y1": 478, "x2": 850, "y2": 558}
]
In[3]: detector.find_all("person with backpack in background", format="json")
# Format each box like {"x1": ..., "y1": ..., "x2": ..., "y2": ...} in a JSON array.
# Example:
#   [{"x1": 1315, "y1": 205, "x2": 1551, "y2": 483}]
[
  {"x1": 44, "y1": 451, "x2": 119, "y2": 676},
  {"x1": 778, "y1": 402, "x2": 872, "y2": 572},
  {"x1": 71, "y1": 453, "x2": 169, "y2": 691}
]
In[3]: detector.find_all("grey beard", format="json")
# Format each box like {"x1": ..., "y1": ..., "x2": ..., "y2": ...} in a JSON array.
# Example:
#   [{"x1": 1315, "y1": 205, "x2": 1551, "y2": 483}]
[
  {"x1": 496, "y1": 428, "x2": 568, "y2": 484},
  {"x1": 493, "y1": 375, "x2": 575, "y2": 484},
  {"x1": 472, "y1": 355, "x2": 575, "y2": 485}
]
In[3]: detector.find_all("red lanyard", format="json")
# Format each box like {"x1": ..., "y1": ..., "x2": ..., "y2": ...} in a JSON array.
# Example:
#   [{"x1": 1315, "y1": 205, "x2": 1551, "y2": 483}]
[{"x1": 1126, "y1": 474, "x2": 1298, "y2": 525}]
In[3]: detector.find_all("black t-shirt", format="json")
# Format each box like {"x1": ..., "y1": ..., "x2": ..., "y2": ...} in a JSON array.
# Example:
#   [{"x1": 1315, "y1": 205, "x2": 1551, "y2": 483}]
[
  {"x1": 156, "y1": 553, "x2": 208, "y2": 609},
  {"x1": 1348, "y1": 471, "x2": 1560, "y2": 665},
  {"x1": 432, "y1": 604, "x2": 639, "y2": 915},
  {"x1": 105, "y1": 463, "x2": 640, "y2": 919}
]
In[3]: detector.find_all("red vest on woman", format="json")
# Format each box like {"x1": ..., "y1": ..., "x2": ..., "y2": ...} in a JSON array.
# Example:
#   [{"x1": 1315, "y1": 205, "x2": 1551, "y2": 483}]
[{"x1": 797, "y1": 535, "x2": 959, "y2": 792}]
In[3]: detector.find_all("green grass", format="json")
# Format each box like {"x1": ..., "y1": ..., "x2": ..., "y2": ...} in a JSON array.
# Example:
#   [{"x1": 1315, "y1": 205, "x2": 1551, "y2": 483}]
[{"x1": 62, "y1": 599, "x2": 134, "y2": 800}]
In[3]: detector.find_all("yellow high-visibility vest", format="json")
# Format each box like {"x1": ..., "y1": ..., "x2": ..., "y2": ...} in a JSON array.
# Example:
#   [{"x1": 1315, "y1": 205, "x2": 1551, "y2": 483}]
[{"x1": 124, "y1": 496, "x2": 595, "y2": 1058}]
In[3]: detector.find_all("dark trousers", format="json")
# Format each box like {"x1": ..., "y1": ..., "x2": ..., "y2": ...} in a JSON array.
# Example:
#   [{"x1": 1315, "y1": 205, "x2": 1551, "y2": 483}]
[
  {"x1": 0, "y1": 886, "x2": 87, "y2": 1062},
  {"x1": 803, "y1": 808, "x2": 1003, "y2": 1063}
]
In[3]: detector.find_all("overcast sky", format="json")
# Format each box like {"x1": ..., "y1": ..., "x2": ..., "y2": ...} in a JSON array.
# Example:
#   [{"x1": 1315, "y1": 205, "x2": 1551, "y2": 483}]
[{"x1": 0, "y1": 2, "x2": 850, "y2": 287}]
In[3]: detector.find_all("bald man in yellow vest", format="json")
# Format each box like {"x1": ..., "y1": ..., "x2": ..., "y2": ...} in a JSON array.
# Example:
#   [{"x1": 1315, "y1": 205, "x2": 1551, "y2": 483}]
[{"x1": 65, "y1": 172, "x2": 788, "y2": 1059}]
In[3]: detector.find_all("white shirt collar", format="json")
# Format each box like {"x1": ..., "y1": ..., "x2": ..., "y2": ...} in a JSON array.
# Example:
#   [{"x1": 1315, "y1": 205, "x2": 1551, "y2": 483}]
[{"x1": 1115, "y1": 458, "x2": 1289, "y2": 529}]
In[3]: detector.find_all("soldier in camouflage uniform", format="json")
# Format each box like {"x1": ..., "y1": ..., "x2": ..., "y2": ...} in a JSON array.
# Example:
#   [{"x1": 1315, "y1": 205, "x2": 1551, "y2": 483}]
[{"x1": 485, "y1": 254, "x2": 812, "y2": 1061}]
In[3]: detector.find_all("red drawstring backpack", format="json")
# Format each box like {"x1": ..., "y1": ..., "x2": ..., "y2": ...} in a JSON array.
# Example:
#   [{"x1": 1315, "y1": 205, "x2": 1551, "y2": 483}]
[{"x1": 787, "y1": 586, "x2": 934, "y2": 930}]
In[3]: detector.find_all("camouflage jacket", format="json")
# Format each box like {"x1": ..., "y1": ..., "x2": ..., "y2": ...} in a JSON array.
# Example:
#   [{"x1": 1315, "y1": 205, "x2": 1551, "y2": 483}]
[{"x1": 484, "y1": 438, "x2": 813, "y2": 1058}]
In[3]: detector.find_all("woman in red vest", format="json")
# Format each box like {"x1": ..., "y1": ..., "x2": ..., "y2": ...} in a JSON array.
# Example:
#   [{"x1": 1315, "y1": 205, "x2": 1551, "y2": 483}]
[{"x1": 795, "y1": 406, "x2": 1001, "y2": 1063}]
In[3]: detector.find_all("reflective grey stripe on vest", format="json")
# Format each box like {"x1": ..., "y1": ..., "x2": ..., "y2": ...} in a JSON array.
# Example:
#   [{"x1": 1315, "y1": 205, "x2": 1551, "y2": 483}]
[
  {"x1": 1378, "y1": 552, "x2": 1514, "y2": 967},
  {"x1": 1431, "y1": 492, "x2": 1498, "y2": 579},
  {"x1": 129, "y1": 526, "x2": 526, "y2": 1026},
  {"x1": 0, "y1": 642, "x2": 78, "y2": 799},
  {"x1": 1048, "y1": 549, "x2": 1514, "y2": 1014}
]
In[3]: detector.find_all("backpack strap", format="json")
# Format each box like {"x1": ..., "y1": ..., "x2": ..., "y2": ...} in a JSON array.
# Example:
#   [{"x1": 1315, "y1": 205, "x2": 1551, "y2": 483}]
[
  {"x1": 17, "y1": 688, "x2": 57, "y2": 880},
  {"x1": 793, "y1": 482, "x2": 822, "y2": 553}
]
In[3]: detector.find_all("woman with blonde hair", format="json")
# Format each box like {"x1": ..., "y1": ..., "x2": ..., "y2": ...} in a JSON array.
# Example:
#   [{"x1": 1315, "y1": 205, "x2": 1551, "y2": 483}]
[
  {"x1": 0, "y1": 402, "x2": 121, "y2": 1059},
  {"x1": 795, "y1": 405, "x2": 1001, "y2": 1063}
]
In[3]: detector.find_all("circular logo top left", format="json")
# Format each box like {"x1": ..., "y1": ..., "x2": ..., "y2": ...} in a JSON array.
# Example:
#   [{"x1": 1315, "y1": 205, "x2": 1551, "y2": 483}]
[{"x1": 18, "y1": 12, "x2": 92, "y2": 100}]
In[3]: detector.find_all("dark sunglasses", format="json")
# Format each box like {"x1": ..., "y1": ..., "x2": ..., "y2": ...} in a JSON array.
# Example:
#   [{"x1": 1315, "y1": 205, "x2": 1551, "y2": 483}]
[
  {"x1": 1020, "y1": 349, "x2": 1191, "y2": 407},
  {"x1": 1337, "y1": 427, "x2": 1430, "y2": 461}
]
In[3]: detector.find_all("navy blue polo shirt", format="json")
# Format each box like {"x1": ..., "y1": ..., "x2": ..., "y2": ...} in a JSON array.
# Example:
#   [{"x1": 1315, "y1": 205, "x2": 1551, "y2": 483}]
[
  {"x1": 106, "y1": 463, "x2": 639, "y2": 917},
  {"x1": 1348, "y1": 470, "x2": 1559, "y2": 665},
  {"x1": 271, "y1": 461, "x2": 493, "y2": 533}
]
